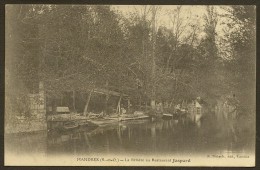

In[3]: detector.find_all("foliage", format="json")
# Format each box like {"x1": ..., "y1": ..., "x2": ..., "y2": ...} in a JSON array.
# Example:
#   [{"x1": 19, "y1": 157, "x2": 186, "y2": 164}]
[
  {"x1": 222, "y1": 6, "x2": 256, "y2": 111},
  {"x1": 6, "y1": 5, "x2": 256, "y2": 116}
]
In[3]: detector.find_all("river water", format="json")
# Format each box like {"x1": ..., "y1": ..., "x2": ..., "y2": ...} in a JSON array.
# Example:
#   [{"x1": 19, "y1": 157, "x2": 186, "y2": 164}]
[{"x1": 5, "y1": 114, "x2": 254, "y2": 158}]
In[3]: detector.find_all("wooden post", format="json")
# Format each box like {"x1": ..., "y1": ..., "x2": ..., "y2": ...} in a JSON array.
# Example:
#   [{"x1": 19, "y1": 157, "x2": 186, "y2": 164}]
[
  {"x1": 151, "y1": 100, "x2": 156, "y2": 110},
  {"x1": 83, "y1": 89, "x2": 93, "y2": 116}
]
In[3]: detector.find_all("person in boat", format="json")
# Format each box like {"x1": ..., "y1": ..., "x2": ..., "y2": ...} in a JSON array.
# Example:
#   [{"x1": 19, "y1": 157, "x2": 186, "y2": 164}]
[
  {"x1": 195, "y1": 96, "x2": 211, "y2": 114},
  {"x1": 155, "y1": 101, "x2": 163, "y2": 113},
  {"x1": 196, "y1": 96, "x2": 207, "y2": 106},
  {"x1": 175, "y1": 104, "x2": 181, "y2": 114},
  {"x1": 121, "y1": 106, "x2": 127, "y2": 114}
]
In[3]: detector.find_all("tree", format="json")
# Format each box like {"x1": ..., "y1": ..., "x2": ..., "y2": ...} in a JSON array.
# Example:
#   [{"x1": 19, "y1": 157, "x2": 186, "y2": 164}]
[
  {"x1": 192, "y1": 6, "x2": 221, "y2": 106},
  {"x1": 6, "y1": 5, "x2": 134, "y2": 116},
  {"x1": 6, "y1": 5, "x2": 43, "y2": 120},
  {"x1": 222, "y1": 6, "x2": 256, "y2": 112}
]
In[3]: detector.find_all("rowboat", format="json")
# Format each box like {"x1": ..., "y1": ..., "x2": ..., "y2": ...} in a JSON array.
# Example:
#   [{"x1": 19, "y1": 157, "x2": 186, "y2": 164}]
[
  {"x1": 62, "y1": 121, "x2": 79, "y2": 130},
  {"x1": 162, "y1": 113, "x2": 174, "y2": 119},
  {"x1": 120, "y1": 115, "x2": 149, "y2": 121},
  {"x1": 88, "y1": 113, "x2": 150, "y2": 126},
  {"x1": 87, "y1": 118, "x2": 119, "y2": 126},
  {"x1": 77, "y1": 120, "x2": 89, "y2": 127},
  {"x1": 162, "y1": 110, "x2": 187, "y2": 120}
]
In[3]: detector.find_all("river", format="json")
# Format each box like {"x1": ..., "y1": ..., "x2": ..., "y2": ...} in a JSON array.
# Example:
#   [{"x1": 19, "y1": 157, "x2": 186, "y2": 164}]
[{"x1": 5, "y1": 114, "x2": 254, "y2": 158}]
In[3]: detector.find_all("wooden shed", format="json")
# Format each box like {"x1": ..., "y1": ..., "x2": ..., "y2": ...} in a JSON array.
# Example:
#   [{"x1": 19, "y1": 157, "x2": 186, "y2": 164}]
[{"x1": 56, "y1": 107, "x2": 70, "y2": 114}]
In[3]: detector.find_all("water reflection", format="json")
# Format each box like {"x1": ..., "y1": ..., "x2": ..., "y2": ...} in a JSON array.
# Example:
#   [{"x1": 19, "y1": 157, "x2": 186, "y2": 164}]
[
  {"x1": 45, "y1": 117, "x2": 252, "y2": 156},
  {"x1": 5, "y1": 115, "x2": 254, "y2": 157}
]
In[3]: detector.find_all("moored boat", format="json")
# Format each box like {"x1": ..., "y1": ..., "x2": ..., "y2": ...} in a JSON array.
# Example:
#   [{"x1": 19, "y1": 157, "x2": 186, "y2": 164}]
[
  {"x1": 62, "y1": 121, "x2": 79, "y2": 130},
  {"x1": 87, "y1": 118, "x2": 119, "y2": 126},
  {"x1": 120, "y1": 115, "x2": 149, "y2": 121},
  {"x1": 162, "y1": 113, "x2": 174, "y2": 119},
  {"x1": 88, "y1": 112, "x2": 150, "y2": 126},
  {"x1": 77, "y1": 120, "x2": 89, "y2": 127}
]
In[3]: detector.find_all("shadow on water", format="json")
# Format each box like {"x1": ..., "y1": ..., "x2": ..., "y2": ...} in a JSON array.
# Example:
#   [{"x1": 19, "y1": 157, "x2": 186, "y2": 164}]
[{"x1": 5, "y1": 113, "x2": 254, "y2": 156}]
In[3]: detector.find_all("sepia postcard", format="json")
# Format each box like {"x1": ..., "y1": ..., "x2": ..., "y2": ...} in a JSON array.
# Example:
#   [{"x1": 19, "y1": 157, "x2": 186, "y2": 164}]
[{"x1": 4, "y1": 4, "x2": 256, "y2": 166}]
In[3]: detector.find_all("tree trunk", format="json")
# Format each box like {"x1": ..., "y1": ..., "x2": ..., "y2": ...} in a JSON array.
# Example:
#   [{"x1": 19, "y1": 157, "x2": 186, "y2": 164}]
[
  {"x1": 139, "y1": 95, "x2": 142, "y2": 110},
  {"x1": 127, "y1": 99, "x2": 131, "y2": 112},
  {"x1": 72, "y1": 90, "x2": 76, "y2": 111},
  {"x1": 116, "y1": 95, "x2": 122, "y2": 115},
  {"x1": 52, "y1": 98, "x2": 57, "y2": 114},
  {"x1": 105, "y1": 94, "x2": 109, "y2": 114},
  {"x1": 151, "y1": 100, "x2": 156, "y2": 110},
  {"x1": 83, "y1": 90, "x2": 93, "y2": 116},
  {"x1": 151, "y1": 6, "x2": 157, "y2": 110}
]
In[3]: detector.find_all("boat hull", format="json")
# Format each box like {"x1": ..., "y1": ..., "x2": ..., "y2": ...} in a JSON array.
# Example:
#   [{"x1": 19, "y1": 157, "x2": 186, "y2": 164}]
[{"x1": 88, "y1": 115, "x2": 150, "y2": 126}]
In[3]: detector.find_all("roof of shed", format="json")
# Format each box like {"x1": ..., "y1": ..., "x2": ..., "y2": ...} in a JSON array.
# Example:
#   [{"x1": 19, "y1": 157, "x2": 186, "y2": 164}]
[{"x1": 56, "y1": 107, "x2": 70, "y2": 112}]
